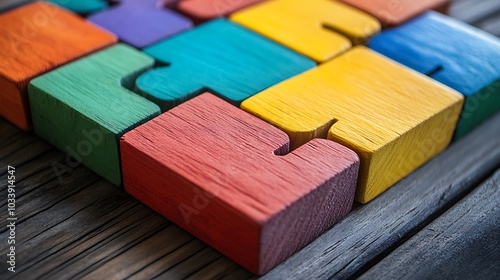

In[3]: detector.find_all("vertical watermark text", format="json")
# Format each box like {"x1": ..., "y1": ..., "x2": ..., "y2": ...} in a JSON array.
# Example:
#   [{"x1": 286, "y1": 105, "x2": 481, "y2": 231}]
[{"x1": 6, "y1": 165, "x2": 16, "y2": 273}]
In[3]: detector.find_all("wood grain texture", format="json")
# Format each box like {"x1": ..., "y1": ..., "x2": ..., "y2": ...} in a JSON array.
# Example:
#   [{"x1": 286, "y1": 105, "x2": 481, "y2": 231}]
[
  {"x1": 0, "y1": 0, "x2": 34, "y2": 12},
  {"x1": 369, "y1": 11, "x2": 500, "y2": 140},
  {"x1": 0, "y1": 2, "x2": 116, "y2": 131},
  {"x1": 242, "y1": 47, "x2": 464, "y2": 203},
  {"x1": 230, "y1": 0, "x2": 380, "y2": 62},
  {"x1": 28, "y1": 44, "x2": 160, "y2": 186},
  {"x1": 136, "y1": 18, "x2": 315, "y2": 111},
  {"x1": 177, "y1": 0, "x2": 265, "y2": 22},
  {"x1": 48, "y1": 0, "x2": 108, "y2": 14},
  {"x1": 340, "y1": 0, "x2": 451, "y2": 27},
  {"x1": 87, "y1": 0, "x2": 192, "y2": 48},
  {"x1": 259, "y1": 112, "x2": 500, "y2": 280},
  {"x1": 0, "y1": 112, "x2": 497, "y2": 279},
  {"x1": 360, "y1": 168, "x2": 500, "y2": 280},
  {"x1": 121, "y1": 93, "x2": 359, "y2": 274}
]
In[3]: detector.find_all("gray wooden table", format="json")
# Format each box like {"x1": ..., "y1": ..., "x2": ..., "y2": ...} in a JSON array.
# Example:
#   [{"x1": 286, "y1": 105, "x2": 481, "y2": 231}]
[{"x1": 0, "y1": 1, "x2": 499, "y2": 279}]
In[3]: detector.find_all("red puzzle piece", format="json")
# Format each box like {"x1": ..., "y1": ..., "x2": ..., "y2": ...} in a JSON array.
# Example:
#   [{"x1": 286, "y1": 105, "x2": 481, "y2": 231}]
[
  {"x1": 177, "y1": 0, "x2": 264, "y2": 22},
  {"x1": 121, "y1": 93, "x2": 359, "y2": 274}
]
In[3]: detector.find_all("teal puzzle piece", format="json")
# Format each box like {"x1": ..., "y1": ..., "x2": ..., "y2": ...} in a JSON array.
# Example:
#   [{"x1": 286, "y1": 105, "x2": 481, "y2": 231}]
[
  {"x1": 49, "y1": 0, "x2": 108, "y2": 14},
  {"x1": 136, "y1": 18, "x2": 316, "y2": 112}
]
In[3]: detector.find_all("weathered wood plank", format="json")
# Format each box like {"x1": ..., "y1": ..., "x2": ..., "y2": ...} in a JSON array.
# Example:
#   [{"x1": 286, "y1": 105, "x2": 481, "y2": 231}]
[
  {"x1": 360, "y1": 169, "x2": 500, "y2": 280},
  {"x1": 254, "y1": 112, "x2": 500, "y2": 279},
  {"x1": 449, "y1": 0, "x2": 500, "y2": 25}
]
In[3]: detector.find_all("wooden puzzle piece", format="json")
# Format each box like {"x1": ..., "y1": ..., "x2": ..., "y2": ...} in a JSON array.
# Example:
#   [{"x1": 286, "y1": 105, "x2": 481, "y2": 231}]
[
  {"x1": 340, "y1": 0, "x2": 451, "y2": 27},
  {"x1": 48, "y1": 0, "x2": 108, "y2": 14},
  {"x1": 369, "y1": 11, "x2": 500, "y2": 139},
  {"x1": 121, "y1": 93, "x2": 359, "y2": 275},
  {"x1": 29, "y1": 44, "x2": 160, "y2": 186},
  {"x1": 242, "y1": 47, "x2": 464, "y2": 203},
  {"x1": 230, "y1": 0, "x2": 380, "y2": 62},
  {"x1": 0, "y1": 2, "x2": 116, "y2": 131},
  {"x1": 88, "y1": 0, "x2": 192, "y2": 48},
  {"x1": 135, "y1": 18, "x2": 315, "y2": 111},
  {"x1": 176, "y1": 0, "x2": 264, "y2": 22},
  {"x1": 0, "y1": 0, "x2": 34, "y2": 12}
]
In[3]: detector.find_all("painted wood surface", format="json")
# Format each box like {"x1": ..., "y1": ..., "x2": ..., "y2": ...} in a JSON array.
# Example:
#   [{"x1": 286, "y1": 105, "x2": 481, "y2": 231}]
[
  {"x1": 230, "y1": 0, "x2": 380, "y2": 62},
  {"x1": 369, "y1": 12, "x2": 500, "y2": 140},
  {"x1": 360, "y1": 168, "x2": 500, "y2": 280},
  {"x1": 340, "y1": 0, "x2": 451, "y2": 27},
  {"x1": 136, "y1": 18, "x2": 315, "y2": 111},
  {"x1": 120, "y1": 93, "x2": 359, "y2": 275},
  {"x1": 87, "y1": 0, "x2": 192, "y2": 48},
  {"x1": 0, "y1": 0, "x2": 34, "y2": 12},
  {"x1": 48, "y1": 0, "x2": 108, "y2": 14},
  {"x1": 28, "y1": 44, "x2": 160, "y2": 186},
  {"x1": 177, "y1": 0, "x2": 264, "y2": 22},
  {"x1": 0, "y1": 2, "x2": 116, "y2": 131},
  {"x1": 261, "y1": 112, "x2": 500, "y2": 280},
  {"x1": 242, "y1": 47, "x2": 464, "y2": 203}
]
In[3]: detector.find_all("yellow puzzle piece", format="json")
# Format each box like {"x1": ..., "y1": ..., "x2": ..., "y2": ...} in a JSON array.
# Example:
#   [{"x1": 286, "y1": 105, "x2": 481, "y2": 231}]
[
  {"x1": 241, "y1": 47, "x2": 463, "y2": 203},
  {"x1": 230, "y1": 0, "x2": 380, "y2": 62}
]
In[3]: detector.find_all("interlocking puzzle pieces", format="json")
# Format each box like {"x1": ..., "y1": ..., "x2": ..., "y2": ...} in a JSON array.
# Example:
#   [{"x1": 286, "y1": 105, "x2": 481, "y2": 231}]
[
  {"x1": 0, "y1": 2, "x2": 116, "y2": 131},
  {"x1": 369, "y1": 12, "x2": 500, "y2": 139},
  {"x1": 135, "y1": 18, "x2": 315, "y2": 112},
  {"x1": 340, "y1": 0, "x2": 450, "y2": 27},
  {"x1": 88, "y1": 0, "x2": 192, "y2": 48},
  {"x1": 176, "y1": 0, "x2": 264, "y2": 22},
  {"x1": 48, "y1": 0, "x2": 108, "y2": 14},
  {"x1": 230, "y1": 0, "x2": 380, "y2": 62},
  {"x1": 121, "y1": 93, "x2": 360, "y2": 275},
  {"x1": 0, "y1": 0, "x2": 34, "y2": 12},
  {"x1": 29, "y1": 44, "x2": 160, "y2": 185},
  {"x1": 242, "y1": 47, "x2": 464, "y2": 203}
]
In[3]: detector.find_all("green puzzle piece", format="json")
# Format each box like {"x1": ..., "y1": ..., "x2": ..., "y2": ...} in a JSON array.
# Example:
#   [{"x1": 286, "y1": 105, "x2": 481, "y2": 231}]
[{"x1": 29, "y1": 44, "x2": 160, "y2": 185}]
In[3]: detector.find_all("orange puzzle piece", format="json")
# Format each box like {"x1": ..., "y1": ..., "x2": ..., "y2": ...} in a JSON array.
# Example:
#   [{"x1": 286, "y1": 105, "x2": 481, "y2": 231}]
[{"x1": 0, "y1": 2, "x2": 116, "y2": 130}]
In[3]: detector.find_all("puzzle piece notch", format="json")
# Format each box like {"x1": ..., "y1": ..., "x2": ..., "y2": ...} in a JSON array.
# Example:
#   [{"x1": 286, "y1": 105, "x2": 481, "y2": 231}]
[
  {"x1": 242, "y1": 47, "x2": 464, "y2": 203},
  {"x1": 230, "y1": 0, "x2": 380, "y2": 62},
  {"x1": 87, "y1": 0, "x2": 192, "y2": 48},
  {"x1": 369, "y1": 11, "x2": 500, "y2": 139},
  {"x1": 121, "y1": 92, "x2": 359, "y2": 274},
  {"x1": 176, "y1": 0, "x2": 264, "y2": 22},
  {"x1": 340, "y1": 0, "x2": 451, "y2": 27},
  {"x1": 135, "y1": 18, "x2": 315, "y2": 112},
  {"x1": 29, "y1": 44, "x2": 160, "y2": 185},
  {"x1": 0, "y1": 2, "x2": 116, "y2": 130}
]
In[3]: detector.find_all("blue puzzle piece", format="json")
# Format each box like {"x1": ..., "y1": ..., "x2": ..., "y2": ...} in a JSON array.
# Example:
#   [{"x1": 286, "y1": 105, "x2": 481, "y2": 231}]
[
  {"x1": 136, "y1": 18, "x2": 316, "y2": 111},
  {"x1": 87, "y1": 0, "x2": 192, "y2": 49},
  {"x1": 369, "y1": 11, "x2": 500, "y2": 139}
]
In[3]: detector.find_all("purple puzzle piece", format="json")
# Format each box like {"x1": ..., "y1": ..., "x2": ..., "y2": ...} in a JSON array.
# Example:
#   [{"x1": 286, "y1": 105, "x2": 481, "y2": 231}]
[{"x1": 88, "y1": 0, "x2": 192, "y2": 49}]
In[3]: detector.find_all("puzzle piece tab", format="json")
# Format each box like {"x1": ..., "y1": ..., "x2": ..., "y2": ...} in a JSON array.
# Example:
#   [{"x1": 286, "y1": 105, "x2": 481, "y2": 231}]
[
  {"x1": 369, "y1": 12, "x2": 500, "y2": 139},
  {"x1": 230, "y1": 0, "x2": 380, "y2": 62},
  {"x1": 177, "y1": 0, "x2": 264, "y2": 22},
  {"x1": 29, "y1": 44, "x2": 160, "y2": 185},
  {"x1": 242, "y1": 47, "x2": 463, "y2": 203},
  {"x1": 0, "y1": 2, "x2": 116, "y2": 130},
  {"x1": 340, "y1": 0, "x2": 450, "y2": 27},
  {"x1": 136, "y1": 18, "x2": 315, "y2": 111},
  {"x1": 121, "y1": 93, "x2": 359, "y2": 275},
  {"x1": 88, "y1": 0, "x2": 192, "y2": 48}
]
